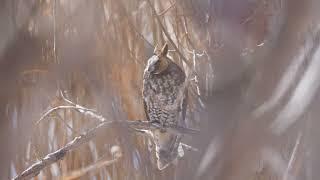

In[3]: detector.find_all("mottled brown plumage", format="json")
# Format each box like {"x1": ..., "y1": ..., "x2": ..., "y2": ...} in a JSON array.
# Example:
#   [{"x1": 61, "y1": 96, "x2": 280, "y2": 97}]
[{"x1": 142, "y1": 43, "x2": 188, "y2": 170}]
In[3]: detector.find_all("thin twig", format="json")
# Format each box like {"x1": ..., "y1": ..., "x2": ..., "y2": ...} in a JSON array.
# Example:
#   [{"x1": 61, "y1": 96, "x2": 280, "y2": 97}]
[
  {"x1": 53, "y1": 0, "x2": 57, "y2": 63},
  {"x1": 117, "y1": 0, "x2": 154, "y2": 49},
  {"x1": 13, "y1": 120, "x2": 113, "y2": 180},
  {"x1": 282, "y1": 132, "x2": 303, "y2": 180},
  {"x1": 61, "y1": 156, "x2": 121, "y2": 180},
  {"x1": 127, "y1": 18, "x2": 154, "y2": 48},
  {"x1": 35, "y1": 106, "x2": 102, "y2": 125},
  {"x1": 59, "y1": 90, "x2": 97, "y2": 113},
  {"x1": 146, "y1": 0, "x2": 193, "y2": 69},
  {"x1": 158, "y1": 1, "x2": 176, "y2": 16},
  {"x1": 129, "y1": 120, "x2": 200, "y2": 135}
]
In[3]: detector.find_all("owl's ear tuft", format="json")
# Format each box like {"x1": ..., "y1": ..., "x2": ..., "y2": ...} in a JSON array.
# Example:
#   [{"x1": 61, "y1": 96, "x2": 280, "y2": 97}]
[
  {"x1": 160, "y1": 43, "x2": 168, "y2": 57},
  {"x1": 153, "y1": 44, "x2": 159, "y2": 54}
]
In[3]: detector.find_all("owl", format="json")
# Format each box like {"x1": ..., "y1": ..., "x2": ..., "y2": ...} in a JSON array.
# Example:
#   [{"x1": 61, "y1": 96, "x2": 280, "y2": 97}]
[{"x1": 142, "y1": 43, "x2": 188, "y2": 170}]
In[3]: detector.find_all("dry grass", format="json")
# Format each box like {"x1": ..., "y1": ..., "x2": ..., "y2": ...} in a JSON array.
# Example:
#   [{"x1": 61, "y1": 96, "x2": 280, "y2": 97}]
[{"x1": 0, "y1": 0, "x2": 319, "y2": 179}]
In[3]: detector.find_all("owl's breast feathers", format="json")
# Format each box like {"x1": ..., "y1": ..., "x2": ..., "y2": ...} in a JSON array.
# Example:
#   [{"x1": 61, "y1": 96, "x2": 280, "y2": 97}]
[
  {"x1": 142, "y1": 60, "x2": 187, "y2": 127},
  {"x1": 142, "y1": 54, "x2": 188, "y2": 170}
]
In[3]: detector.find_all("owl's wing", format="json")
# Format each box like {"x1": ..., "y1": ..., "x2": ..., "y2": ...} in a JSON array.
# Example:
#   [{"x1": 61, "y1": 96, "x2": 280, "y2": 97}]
[
  {"x1": 180, "y1": 88, "x2": 188, "y2": 126},
  {"x1": 143, "y1": 98, "x2": 150, "y2": 121}
]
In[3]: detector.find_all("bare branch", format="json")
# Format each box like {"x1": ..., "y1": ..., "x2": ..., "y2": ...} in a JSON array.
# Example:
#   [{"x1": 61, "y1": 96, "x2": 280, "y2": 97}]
[
  {"x1": 35, "y1": 106, "x2": 103, "y2": 125},
  {"x1": 158, "y1": 1, "x2": 176, "y2": 16},
  {"x1": 15, "y1": 99, "x2": 199, "y2": 179},
  {"x1": 62, "y1": 158, "x2": 119, "y2": 179},
  {"x1": 282, "y1": 132, "x2": 303, "y2": 180},
  {"x1": 59, "y1": 90, "x2": 97, "y2": 113},
  {"x1": 129, "y1": 120, "x2": 200, "y2": 135},
  {"x1": 61, "y1": 147, "x2": 122, "y2": 180},
  {"x1": 14, "y1": 120, "x2": 113, "y2": 180}
]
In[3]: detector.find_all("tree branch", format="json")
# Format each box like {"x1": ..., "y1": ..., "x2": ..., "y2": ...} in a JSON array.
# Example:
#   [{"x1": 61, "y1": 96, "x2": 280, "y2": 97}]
[
  {"x1": 14, "y1": 96, "x2": 199, "y2": 180},
  {"x1": 158, "y1": 1, "x2": 176, "y2": 16},
  {"x1": 14, "y1": 120, "x2": 113, "y2": 180}
]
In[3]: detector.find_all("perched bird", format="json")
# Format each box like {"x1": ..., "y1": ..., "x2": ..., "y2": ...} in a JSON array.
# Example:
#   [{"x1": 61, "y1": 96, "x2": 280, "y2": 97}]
[{"x1": 142, "y1": 43, "x2": 188, "y2": 170}]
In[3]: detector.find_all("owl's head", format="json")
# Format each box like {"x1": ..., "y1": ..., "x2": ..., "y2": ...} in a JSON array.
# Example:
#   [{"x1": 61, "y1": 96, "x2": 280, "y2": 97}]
[{"x1": 145, "y1": 43, "x2": 169, "y2": 74}]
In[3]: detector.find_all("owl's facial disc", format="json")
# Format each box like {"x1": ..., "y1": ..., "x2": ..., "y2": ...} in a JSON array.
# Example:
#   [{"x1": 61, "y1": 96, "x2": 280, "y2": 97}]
[
  {"x1": 146, "y1": 55, "x2": 159, "y2": 73},
  {"x1": 146, "y1": 55, "x2": 169, "y2": 74},
  {"x1": 146, "y1": 43, "x2": 169, "y2": 74}
]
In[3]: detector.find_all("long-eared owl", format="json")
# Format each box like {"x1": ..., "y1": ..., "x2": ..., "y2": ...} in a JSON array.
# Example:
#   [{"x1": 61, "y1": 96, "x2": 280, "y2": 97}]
[{"x1": 142, "y1": 43, "x2": 188, "y2": 170}]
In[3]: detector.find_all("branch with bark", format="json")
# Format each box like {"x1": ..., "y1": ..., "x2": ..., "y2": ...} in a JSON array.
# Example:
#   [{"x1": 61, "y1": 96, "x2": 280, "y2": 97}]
[{"x1": 14, "y1": 92, "x2": 199, "y2": 180}]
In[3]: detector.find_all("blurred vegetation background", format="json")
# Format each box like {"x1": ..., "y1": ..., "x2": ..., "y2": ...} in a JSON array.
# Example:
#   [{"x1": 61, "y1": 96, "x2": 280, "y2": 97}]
[{"x1": 0, "y1": 0, "x2": 320, "y2": 179}]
